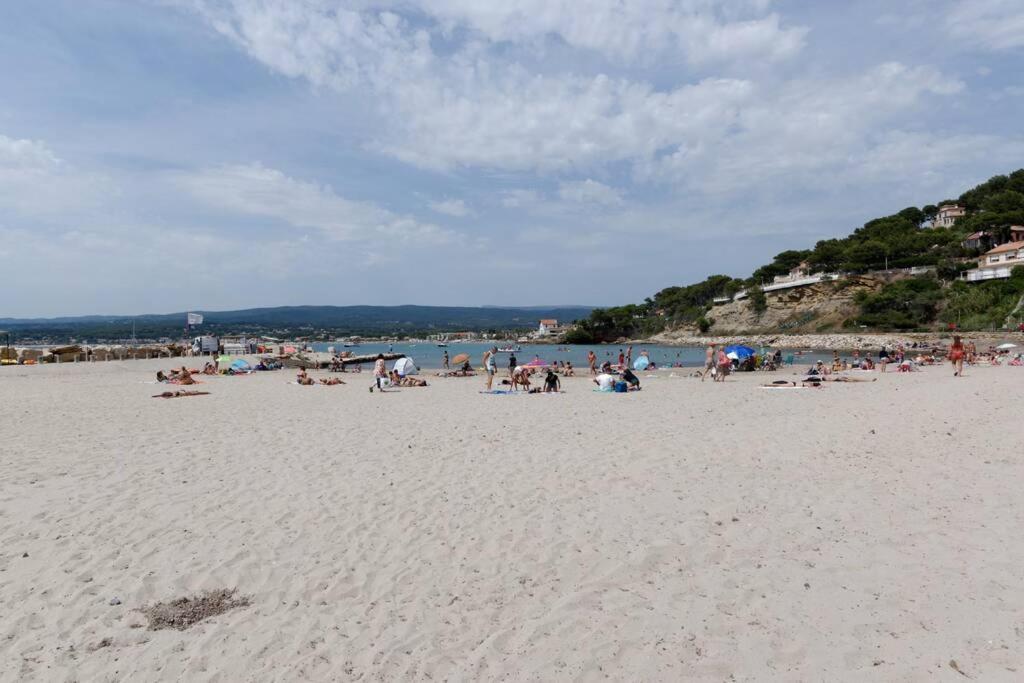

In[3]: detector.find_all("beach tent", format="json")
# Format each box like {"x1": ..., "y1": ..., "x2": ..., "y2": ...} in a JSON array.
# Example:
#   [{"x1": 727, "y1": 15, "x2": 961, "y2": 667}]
[
  {"x1": 724, "y1": 344, "x2": 755, "y2": 360},
  {"x1": 633, "y1": 355, "x2": 651, "y2": 370},
  {"x1": 393, "y1": 356, "x2": 418, "y2": 376},
  {"x1": 230, "y1": 358, "x2": 252, "y2": 373}
]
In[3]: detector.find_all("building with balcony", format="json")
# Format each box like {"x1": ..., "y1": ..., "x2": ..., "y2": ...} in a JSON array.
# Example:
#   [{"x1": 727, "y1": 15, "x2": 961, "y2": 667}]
[{"x1": 963, "y1": 241, "x2": 1024, "y2": 282}]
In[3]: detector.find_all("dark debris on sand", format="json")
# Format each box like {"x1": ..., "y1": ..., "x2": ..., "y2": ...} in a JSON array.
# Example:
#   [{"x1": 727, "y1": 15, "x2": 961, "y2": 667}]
[{"x1": 141, "y1": 588, "x2": 251, "y2": 631}]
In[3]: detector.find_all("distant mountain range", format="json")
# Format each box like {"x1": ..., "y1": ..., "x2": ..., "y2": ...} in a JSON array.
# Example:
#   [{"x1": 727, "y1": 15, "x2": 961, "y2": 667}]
[{"x1": 0, "y1": 305, "x2": 595, "y2": 340}]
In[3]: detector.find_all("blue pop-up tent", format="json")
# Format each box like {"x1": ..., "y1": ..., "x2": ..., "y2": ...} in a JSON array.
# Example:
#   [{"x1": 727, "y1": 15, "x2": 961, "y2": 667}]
[{"x1": 230, "y1": 358, "x2": 252, "y2": 373}]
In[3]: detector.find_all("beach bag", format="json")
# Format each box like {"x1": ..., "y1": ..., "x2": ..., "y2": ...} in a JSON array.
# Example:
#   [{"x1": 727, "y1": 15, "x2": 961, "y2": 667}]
[{"x1": 614, "y1": 381, "x2": 628, "y2": 393}]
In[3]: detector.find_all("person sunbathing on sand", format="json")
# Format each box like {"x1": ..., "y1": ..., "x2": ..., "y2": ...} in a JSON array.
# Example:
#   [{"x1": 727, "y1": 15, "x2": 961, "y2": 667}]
[
  {"x1": 296, "y1": 369, "x2": 315, "y2": 386},
  {"x1": 761, "y1": 380, "x2": 822, "y2": 389},
  {"x1": 319, "y1": 377, "x2": 345, "y2": 385},
  {"x1": 152, "y1": 390, "x2": 210, "y2": 398}
]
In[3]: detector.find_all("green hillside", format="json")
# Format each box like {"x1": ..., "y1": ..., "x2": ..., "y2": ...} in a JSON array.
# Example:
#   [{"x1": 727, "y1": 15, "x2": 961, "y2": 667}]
[{"x1": 569, "y1": 170, "x2": 1024, "y2": 341}]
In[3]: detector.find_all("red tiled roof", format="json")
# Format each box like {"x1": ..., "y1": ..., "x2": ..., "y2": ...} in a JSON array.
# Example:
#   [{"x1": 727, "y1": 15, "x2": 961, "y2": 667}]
[{"x1": 986, "y1": 241, "x2": 1024, "y2": 255}]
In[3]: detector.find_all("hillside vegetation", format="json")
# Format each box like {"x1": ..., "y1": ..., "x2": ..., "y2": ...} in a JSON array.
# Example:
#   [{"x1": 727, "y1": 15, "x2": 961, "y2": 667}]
[{"x1": 567, "y1": 170, "x2": 1024, "y2": 342}]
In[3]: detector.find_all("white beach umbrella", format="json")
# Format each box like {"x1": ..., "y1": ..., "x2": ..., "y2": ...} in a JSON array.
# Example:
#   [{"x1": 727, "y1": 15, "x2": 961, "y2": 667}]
[{"x1": 996, "y1": 343, "x2": 1018, "y2": 350}]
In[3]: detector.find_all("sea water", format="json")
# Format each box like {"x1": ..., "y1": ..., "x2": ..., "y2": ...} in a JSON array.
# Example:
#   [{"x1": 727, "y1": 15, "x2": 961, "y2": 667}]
[{"x1": 309, "y1": 341, "x2": 833, "y2": 370}]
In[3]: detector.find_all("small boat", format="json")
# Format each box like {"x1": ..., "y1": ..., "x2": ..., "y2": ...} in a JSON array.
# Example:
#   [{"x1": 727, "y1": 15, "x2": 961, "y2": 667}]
[
  {"x1": 436, "y1": 343, "x2": 448, "y2": 347},
  {"x1": 343, "y1": 342, "x2": 359, "y2": 348},
  {"x1": 497, "y1": 345, "x2": 521, "y2": 353}
]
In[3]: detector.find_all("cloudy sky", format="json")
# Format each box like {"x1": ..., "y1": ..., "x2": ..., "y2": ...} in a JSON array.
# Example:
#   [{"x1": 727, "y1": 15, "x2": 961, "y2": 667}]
[{"x1": 2, "y1": 0, "x2": 1023, "y2": 316}]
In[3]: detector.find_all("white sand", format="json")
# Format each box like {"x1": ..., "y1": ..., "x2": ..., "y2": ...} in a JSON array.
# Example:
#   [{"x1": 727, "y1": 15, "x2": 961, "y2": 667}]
[{"x1": 1, "y1": 359, "x2": 1023, "y2": 680}]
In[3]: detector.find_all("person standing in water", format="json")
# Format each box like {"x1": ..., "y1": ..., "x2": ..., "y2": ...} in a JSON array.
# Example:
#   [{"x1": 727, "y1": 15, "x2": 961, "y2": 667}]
[
  {"x1": 442, "y1": 350, "x2": 449, "y2": 370},
  {"x1": 483, "y1": 347, "x2": 498, "y2": 391},
  {"x1": 587, "y1": 350, "x2": 597, "y2": 375}
]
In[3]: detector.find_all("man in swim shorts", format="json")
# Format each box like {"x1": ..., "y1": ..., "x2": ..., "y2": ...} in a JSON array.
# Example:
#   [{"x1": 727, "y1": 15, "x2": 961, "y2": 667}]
[{"x1": 701, "y1": 344, "x2": 716, "y2": 382}]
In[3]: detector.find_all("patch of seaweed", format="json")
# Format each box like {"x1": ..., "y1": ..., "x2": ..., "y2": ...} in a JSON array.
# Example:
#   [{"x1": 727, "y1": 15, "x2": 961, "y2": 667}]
[{"x1": 141, "y1": 588, "x2": 250, "y2": 631}]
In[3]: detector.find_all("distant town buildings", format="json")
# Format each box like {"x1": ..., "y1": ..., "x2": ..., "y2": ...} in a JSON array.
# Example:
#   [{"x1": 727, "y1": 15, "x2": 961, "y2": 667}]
[{"x1": 934, "y1": 203, "x2": 966, "y2": 228}]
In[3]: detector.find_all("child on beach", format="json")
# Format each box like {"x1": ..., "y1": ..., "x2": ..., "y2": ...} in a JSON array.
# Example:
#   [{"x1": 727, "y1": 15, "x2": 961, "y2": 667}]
[{"x1": 370, "y1": 354, "x2": 387, "y2": 391}]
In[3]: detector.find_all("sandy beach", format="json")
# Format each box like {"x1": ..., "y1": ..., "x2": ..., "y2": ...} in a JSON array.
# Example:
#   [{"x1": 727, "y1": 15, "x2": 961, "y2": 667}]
[{"x1": 2, "y1": 358, "x2": 1023, "y2": 681}]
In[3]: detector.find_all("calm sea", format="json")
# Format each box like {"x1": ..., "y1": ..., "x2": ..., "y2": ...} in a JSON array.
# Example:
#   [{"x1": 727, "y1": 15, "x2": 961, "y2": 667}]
[{"x1": 309, "y1": 341, "x2": 833, "y2": 369}]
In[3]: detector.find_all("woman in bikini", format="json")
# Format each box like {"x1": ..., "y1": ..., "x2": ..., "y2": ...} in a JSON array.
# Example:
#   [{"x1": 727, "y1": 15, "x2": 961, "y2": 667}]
[{"x1": 949, "y1": 335, "x2": 965, "y2": 377}]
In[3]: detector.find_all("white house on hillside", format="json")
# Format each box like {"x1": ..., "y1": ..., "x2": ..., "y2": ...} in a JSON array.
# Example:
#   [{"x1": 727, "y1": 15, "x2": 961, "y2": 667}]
[
  {"x1": 934, "y1": 203, "x2": 966, "y2": 228},
  {"x1": 964, "y1": 240, "x2": 1024, "y2": 282}
]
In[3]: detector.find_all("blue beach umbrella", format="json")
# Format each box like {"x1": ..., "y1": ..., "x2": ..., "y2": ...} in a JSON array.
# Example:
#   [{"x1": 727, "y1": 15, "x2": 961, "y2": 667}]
[{"x1": 723, "y1": 344, "x2": 755, "y2": 360}]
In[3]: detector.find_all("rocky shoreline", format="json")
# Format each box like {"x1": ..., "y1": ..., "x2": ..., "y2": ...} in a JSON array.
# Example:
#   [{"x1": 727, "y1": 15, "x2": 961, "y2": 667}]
[{"x1": 643, "y1": 330, "x2": 1020, "y2": 351}]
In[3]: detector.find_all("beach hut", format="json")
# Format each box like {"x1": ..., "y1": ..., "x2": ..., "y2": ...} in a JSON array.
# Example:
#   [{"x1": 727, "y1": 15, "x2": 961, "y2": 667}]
[{"x1": 393, "y1": 357, "x2": 418, "y2": 376}]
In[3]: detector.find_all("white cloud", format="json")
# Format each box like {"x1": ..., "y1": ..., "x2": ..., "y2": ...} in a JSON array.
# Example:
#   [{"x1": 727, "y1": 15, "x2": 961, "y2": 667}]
[
  {"x1": 179, "y1": 2, "x2": 966, "y2": 191},
  {"x1": 172, "y1": 163, "x2": 456, "y2": 244},
  {"x1": 645, "y1": 63, "x2": 966, "y2": 193},
  {"x1": 946, "y1": 0, "x2": 1024, "y2": 50},
  {"x1": 558, "y1": 179, "x2": 623, "y2": 205},
  {"x1": 428, "y1": 198, "x2": 472, "y2": 217},
  {"x1": 0, "y1": 134, "x2": 113, "y2": 216},
  {"x1": 500, "y1": 189, "x2": 541, "y2": 208}
]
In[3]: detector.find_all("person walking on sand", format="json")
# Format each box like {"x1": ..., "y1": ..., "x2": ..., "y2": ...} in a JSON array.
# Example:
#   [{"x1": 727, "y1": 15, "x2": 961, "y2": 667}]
[
  {"x1": 701, "y1": 344, "x2": 716, "y2": 381},
  {"x1": 483, "y1": 346, "x2": 498, "y2": 391},
  {"x1": 950, "y1": 335, "x2": 966, "y2": 377},
  {"x1": 442, "y1": 350, "x2": 449, "y2": 370},
  {"x1": 370, "y1": 354, "x2": 387, "y2": 392},
  {"x1": 715, "y1": 347, "x2": 731, "y2": 382},
  {"x1": 508, "y1": 352, "x2": 518, "y2": 378},
  {"x1": 587, "y1": 350, "x2": 597, "y2": 375}
]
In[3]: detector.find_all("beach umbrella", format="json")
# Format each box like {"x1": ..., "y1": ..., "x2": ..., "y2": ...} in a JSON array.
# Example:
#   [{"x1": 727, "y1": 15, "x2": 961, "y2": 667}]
[
  {"x1": 393, "y1": 357, "x2": 418, "y2": 376},
  {"x1": 723, "y1": 344, "x2": 755, "y2": 360},
  {"x1": 997, "y1": 343, "x2": 1018, "y2": 350},
  {"x1": 633, "y1": 355, "x2": 650, "y2": 370},
  {"x1": 452, "y1": 353, "x2": 470, "y2": 365}
]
